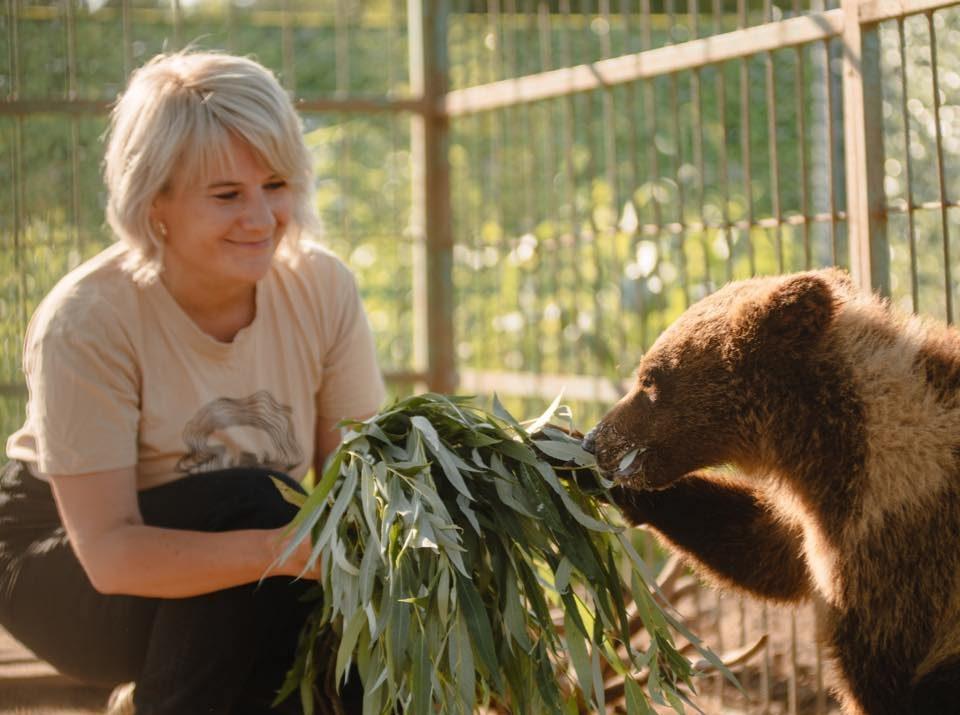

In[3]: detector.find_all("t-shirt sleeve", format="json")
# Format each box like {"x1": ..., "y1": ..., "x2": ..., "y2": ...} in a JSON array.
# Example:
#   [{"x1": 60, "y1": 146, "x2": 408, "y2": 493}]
[
  {"x1": 315, "y1": 261, "x2": 386, "y2": 420},
  {"x1": 25, "y1": 296, "x2": 140, "y2": 475}
]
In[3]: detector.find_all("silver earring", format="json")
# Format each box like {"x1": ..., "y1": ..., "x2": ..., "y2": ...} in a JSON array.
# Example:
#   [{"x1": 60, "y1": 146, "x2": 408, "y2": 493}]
[{"x1": 157, "y1": 222, "x2": 168, "y2": 238}]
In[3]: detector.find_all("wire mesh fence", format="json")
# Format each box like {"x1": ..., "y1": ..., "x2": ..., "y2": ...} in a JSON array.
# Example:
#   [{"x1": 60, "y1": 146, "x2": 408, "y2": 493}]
[{"x1": 4, "y1": 0, "x2": 960, "y2": 712}]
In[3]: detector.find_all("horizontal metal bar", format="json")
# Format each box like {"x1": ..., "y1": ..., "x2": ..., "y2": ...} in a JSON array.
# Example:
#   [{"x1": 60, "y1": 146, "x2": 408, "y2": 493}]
[
  {"x1": 887, "y1": 198, "x2": 960, "y2": 212},
  {"x1": 859, "y1": 0, "x2": 960, "y2": 24},
  {"x1": 444, "y1": 8, "x2": 845, "y2": 117},
  {"x1": 14, "y1": 5, "x2": 397, "y2": 28},
  {"x1": 297, "y1": 97, "x2": 428, "y2": 115},
  {"x1": 0, "y1": 96, "x2": 428, "y2": 116},
  {"x1": 458, "y1": 369, "x2": 628, "y2": 403},
  {"x1": 382, "y1": 369, "x2": 428, "y2": 385},
  {"x1": 0, "y1": 100, "x2": 111, "y2": 115},
  {"x1": 631, "y1": 211, "x2": 848, "y2": 237}
]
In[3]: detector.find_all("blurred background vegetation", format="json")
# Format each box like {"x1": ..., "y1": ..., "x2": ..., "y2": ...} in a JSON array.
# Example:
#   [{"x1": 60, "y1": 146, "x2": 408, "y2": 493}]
[{"x1": 3, "y1": 0, "x2": 960, "y2": 441}]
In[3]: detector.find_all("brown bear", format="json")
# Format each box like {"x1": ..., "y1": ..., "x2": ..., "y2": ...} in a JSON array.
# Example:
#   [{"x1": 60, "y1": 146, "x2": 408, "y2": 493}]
[{"x1": 582, "y1": 268, "x2": 960, "y2": 715}]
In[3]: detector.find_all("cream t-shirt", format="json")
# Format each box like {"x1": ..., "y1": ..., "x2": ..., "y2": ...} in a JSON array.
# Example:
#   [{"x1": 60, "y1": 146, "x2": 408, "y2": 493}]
[{"x1": 5, "y1": 241, "x2": 386, "y2": 489}]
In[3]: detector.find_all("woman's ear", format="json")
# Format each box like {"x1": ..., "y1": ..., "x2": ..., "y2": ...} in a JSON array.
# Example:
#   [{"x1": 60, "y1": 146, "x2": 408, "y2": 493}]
[{"x1": 149, "y1": 197, "x2": 168, "y2": 239}]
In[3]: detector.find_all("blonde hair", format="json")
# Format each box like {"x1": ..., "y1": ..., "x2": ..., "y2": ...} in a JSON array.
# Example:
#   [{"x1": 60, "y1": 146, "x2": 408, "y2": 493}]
[{"x1": 104, "y1": 50, "x2": 319, "y2": 283}]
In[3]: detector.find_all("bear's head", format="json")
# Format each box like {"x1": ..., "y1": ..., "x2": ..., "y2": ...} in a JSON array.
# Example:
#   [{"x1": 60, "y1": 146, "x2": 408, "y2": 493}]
[{"x1": 583, "y1": 269, "x2": 849, "y2": 490}]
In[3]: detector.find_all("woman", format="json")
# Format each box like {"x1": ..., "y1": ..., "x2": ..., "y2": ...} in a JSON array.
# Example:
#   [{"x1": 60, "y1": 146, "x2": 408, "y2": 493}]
[{"x1": 0, "y1": 50, "x2": 385, "y2": 714}]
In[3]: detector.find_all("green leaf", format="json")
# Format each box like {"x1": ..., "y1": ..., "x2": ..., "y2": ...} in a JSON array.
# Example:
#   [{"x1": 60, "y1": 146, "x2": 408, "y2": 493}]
[
  {"x1": 523, "y1": 390, "x2": 564, "y2": 435},
  {"x1": 410, "y1": 629, "x2": 431, "y2": 715},
  {"x1": 554, "y1": 556, "x2": 574, "y2": 594},
  {"x1": 532, "y1": 438, "x2": 596, "y2": 464},
  {"x1": 336, "y1": 608, "x2": 368, "y2": 687},
  {"x1": 269, "y1": 475, "x2": 307, "y2": 508},
  {"x1": 625, "y1": 678, "x2": 657, "y2": 715},
  {"x1": 564, "y1": 608, "x2": 593, "y2": 706},
  {"x1": 503, "y1": 572, "x2": 532, "y2": 651},
  {"x1": 450, "y1": 612, "x2": 476, "y2": 711},
  {"x1": 454, "y1": 572, "x2": 502, "y2": 691},
  {"x1": 534, "y1": 461, "x2": 615, "y2": 533},
  {"x1": 492, "y1": 393, "x2": 524, "y2": 433}
]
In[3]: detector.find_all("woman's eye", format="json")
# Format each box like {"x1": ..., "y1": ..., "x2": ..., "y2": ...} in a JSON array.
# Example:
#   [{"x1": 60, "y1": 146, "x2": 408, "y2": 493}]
[
  {"x1": 213, "y1": 191, "x2": 240, "y2": 201},
  {"x1": 265, "y1": 180, "x2": 287, "y2": 191}
]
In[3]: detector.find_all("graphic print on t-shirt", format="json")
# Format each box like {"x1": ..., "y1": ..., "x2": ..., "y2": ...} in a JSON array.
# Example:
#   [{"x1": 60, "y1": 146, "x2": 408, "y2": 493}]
[{"x1": 176, "y1": 391, "x2": 304, "y2": 474}]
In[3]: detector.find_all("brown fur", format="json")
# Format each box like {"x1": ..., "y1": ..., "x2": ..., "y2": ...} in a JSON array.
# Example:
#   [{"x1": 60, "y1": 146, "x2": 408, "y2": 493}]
[{"x1": 584, "y1": 269, "x2": 960, "y2": 715}]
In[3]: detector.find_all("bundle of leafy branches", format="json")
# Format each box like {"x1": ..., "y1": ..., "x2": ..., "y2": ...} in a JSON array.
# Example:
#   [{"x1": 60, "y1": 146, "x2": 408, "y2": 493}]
[{"x1": 272, "y1": 393, "x2": 726, "y2": 715}]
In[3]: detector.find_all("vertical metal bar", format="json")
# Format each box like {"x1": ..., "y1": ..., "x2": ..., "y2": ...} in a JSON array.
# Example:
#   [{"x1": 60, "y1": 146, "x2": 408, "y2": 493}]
[
  {"x1": 225, "y1": 0, "x2": 236, "y2": 53},
  {"x1": 388, "y1": 0, "x2": 407, "y2": 366},
  {"x1": 172, "y1": 0, "x2": 182, "y2": 51},
  {"x1": 898, "y1": 17, "x2": 919, "y2": 311},
  {"x1": 815, "y1": 604, "x2": 827, "y2": 715},
  {"x1": 691, "y1": 0, "x2": 710, "y2": 289},
  {"x1": 537, "y1": 0, "x2": 561, "y2": 373},
  {"x1": 559, "y1": 0, "x2": 582, "y2": 373},
  {"x1": 667, "y1": 0, "x2": 690, "y2": 307},
  {"x1": 335, "y1": 1, "x2": 352, "y2": 253},
  {"x1": 519, "y1": 1, "x2": 541, "y2": 376},
  {"x1": 641, "y1": 0, "x2": 662, "y2": 246},
  {"x1": 738, "y1": 0, "x2": 755, "y2": 275},
  {"x1": 927, "y1": 11, "x2": 952, "y2": 323},
  {"x1": 281, "y1": 0, "x2": 296, "y2": 94},
  {"x1": 715, "y1": 591, "x2": 727, "y2": 706},
  {"x1": 760, "y1": 604, "x2": 771, "y2": 713},
  {"x1": 825, "y1": 37, "x2": 839, "y2": 264},
  {"x1": 788, "y1": 609, "x2": 799, "y2": 715},
  {"x1": 714, "y1": 0, "x2": 733, "y2": 281},
  {"x1": 121, "y1": 0, "x2": 132, "y2": 78},
  {"x1": 842, "y1": 0, "x2": 888, "y2": 293},
  {"x1": 596, "y1": 0, "x2": 617, "y2": 375},
  {"x1": 794, "y1": 4, "x2": 812, "y2": 268},
  {"x1": 485, "y1": 0, "x2": 504, "y2": 374},
  {"x1": 408, "y1": 0, "x2": 456, "y2": 393},
  {"x1": 65, "y1": 0, "x2": 82, "y2": 255},
  {"x1": 7, "y1": 0, "x2": 26, "y2": 333},
  {"x1": 620, "y1": 2, "x2": 648, "y2": 354},
  {"x1": 764, "y1": 0, "x2": 783, "y2": 273},
  {"x1": 336, "y1": 0, "x2": 350, "y2": 94}
]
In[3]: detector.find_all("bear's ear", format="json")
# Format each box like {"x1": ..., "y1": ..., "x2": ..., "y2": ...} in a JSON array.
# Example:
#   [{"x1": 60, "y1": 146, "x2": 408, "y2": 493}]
[{"x1": 725, "y1": 273, "x2": 837, "y2": 362}]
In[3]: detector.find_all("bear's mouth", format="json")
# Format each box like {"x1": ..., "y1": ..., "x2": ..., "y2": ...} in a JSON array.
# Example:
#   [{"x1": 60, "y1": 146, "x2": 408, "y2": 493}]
[{"x1": 613, "y1": 445, "x2": 647, "y2": 479}]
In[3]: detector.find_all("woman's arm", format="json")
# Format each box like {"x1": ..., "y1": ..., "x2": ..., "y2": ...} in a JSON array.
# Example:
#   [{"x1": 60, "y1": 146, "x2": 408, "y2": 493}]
[
  {"x1": 313, "y1": 412, "x2": 377, "y2": 475},
  {"x1": 313, "y1": 415, "x2": 344, "y2": 476},
  {"x1": 49, "y1": 467, "x2": 318, "y2": 598}
]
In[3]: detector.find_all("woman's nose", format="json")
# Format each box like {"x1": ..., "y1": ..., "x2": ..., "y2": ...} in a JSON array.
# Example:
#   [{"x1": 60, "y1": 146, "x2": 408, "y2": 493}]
[{"x1": 242, "y1": 191, "x2": 277, "y2": 232}]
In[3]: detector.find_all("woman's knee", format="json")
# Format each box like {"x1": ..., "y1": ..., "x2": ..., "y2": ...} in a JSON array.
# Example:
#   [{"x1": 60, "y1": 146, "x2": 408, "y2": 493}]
[{"x1": 139, "y1": 468, "x2": 306, "y2": 532}]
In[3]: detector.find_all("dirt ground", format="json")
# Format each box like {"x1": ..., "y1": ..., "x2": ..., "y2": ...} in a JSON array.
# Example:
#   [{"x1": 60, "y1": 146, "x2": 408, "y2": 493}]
[{"x1": 0, "y1": 628, "x2": 110, "y2": 714}]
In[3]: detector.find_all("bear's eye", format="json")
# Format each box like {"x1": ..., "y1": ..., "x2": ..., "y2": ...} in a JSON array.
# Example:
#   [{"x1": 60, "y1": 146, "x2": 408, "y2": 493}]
[
  {"x1": 640, "y1": 370, "x2": 662, "y2": 401},
  {"x1": 641, "y1": 368, "x2": 664, "y2": 387}
]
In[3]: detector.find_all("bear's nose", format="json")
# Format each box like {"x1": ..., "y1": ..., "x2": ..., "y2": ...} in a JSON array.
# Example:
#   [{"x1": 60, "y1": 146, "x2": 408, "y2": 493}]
[{"x1": 581, "y1": 426, "x2": 599, "y2": 454}]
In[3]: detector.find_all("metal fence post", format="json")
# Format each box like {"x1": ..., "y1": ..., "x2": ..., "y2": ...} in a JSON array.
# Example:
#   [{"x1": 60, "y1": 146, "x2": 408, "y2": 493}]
[
  {"x1": 408, "y1": 0, "x2": 457, "y2": 394},
  {"x1": 842, "y1": 0, "x2": 889, "y2": 295}
]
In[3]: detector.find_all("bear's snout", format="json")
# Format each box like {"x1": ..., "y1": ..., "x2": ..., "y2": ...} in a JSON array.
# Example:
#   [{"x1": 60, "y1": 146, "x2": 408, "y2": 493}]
[{"x1": 581, "y1": 426, "x2": 598, "y2": 454}]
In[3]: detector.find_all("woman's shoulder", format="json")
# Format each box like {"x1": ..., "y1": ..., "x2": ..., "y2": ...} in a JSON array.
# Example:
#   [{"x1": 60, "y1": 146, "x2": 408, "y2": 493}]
[
  {"x1": 29, "y1": 243, "x2": 139, "y2": 341},
  {"x1": 274, "y1": 239, "x2": 356, "y2": 292}
]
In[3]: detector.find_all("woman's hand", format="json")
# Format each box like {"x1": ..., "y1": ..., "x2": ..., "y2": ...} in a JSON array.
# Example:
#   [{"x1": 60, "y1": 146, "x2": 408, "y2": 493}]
[{"x1": 264, "y1": 527, "x2": 322, "y2": 581}]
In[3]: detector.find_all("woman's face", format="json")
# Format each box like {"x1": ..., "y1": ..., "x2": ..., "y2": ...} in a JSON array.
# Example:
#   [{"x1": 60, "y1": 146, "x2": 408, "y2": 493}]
[{"x1": 151, "y1": 134, "x2": 293, "y2": 296}]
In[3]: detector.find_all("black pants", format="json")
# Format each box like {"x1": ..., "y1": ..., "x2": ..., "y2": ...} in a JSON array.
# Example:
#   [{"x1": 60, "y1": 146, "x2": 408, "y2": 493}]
[{"x1": 0, "y1": 461, "x2": 357, "y2": 715}]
